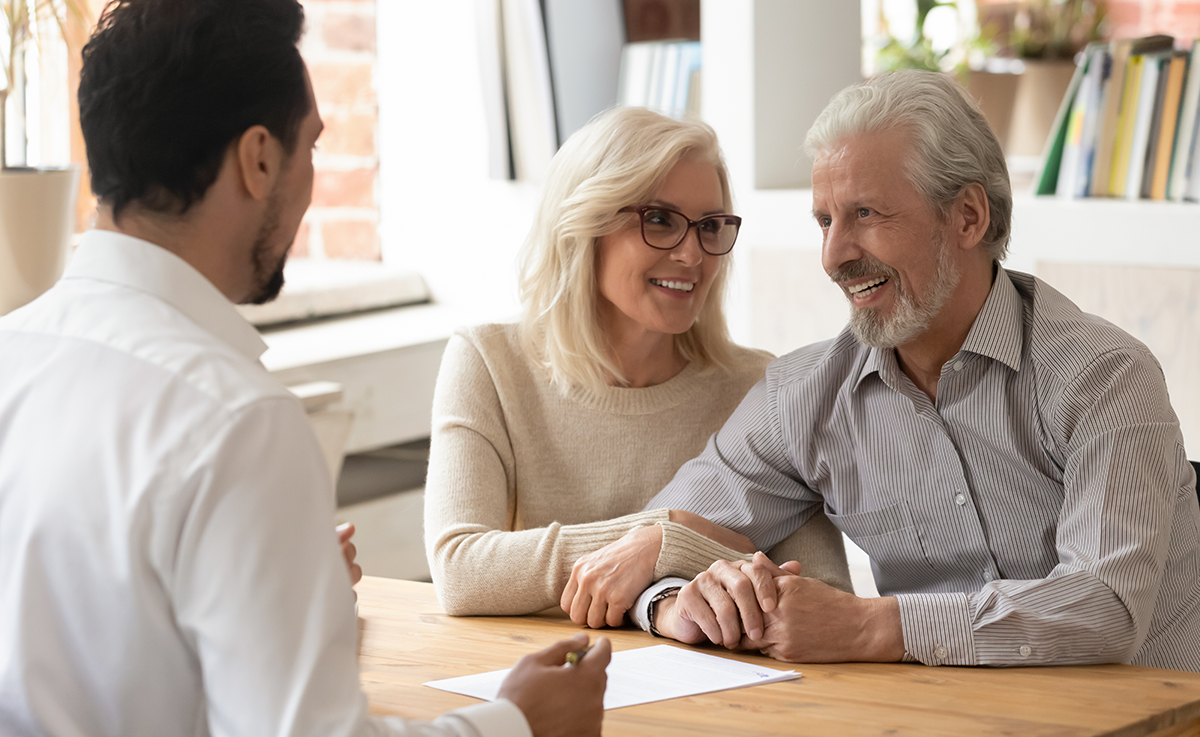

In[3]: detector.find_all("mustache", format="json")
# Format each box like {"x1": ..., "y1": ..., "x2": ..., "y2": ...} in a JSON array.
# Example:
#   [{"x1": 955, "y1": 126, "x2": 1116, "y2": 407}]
[{"x1": 828, "y1": 255, "x2": 899, "y2": 284}]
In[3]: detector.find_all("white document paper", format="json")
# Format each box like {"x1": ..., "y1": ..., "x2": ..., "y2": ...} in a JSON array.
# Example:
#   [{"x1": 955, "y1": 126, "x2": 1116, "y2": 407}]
[{"x1": 424, "y1": 644, "x2": 801, "y2": 710}]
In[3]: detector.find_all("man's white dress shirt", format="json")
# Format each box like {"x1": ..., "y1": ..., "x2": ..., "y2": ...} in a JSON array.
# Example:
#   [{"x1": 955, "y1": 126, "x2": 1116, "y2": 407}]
[{"x1": 0, "y1": 231, "x2": 530, "y2": 736}]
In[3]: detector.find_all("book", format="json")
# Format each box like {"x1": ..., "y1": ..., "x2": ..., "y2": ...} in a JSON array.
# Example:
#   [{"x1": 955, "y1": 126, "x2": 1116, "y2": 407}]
[
  {"x1": 1075, "y1": 44, "x2": 1111, "y2": 197},
  {"x1": 646, "y1": 42, "x2": 665, "y2": 112},
  {"x1": 1092, "y1": 35, "x2": 1175, "y2": 197},
  {"x1": 617, "y1": 40, "x2": 702, "y2": 118},
  {"x1": 658, "y1": 42, "x2": 681, "y2": 112},
  {"x1": 1136, "y1": 53, "x2": 1172, "y2": 199},
  {"x1": 1034, "y1": 52, "x2": 1090, "y2": 195},
  {"x1": 1059, "y1": 44, "x2": 1107, "y2": 198},
  {"x1": 1110, "y1": 54, "x2": 1145, "y2": 197},
  {"x1": 672, "y1": 42, "x2": 701, "y2": 114},
  {"x1": 1186, "y1": 113, "x2": 1200, "y2": 200},
  {"x1": 1149, "y1": 52, "x2": 1188, "y2": 200},
  {"x1": 618, "y1": 42, "x2": 655, "y2": 107},
  {"x1": 1168, "y1": 40, "x2": 1200, "y2": 201}
]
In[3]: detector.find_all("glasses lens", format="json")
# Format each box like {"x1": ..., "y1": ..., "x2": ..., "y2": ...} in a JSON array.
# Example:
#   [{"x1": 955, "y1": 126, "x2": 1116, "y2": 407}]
[
  {"x1": 697, "y1": 216, "x2": 739, "y2": 255},
  {"x1": 639, "y1": 208, "x2": 686, "y2": 249}
]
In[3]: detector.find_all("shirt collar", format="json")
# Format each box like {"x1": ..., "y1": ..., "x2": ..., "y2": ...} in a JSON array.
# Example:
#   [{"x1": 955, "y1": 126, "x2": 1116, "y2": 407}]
[
  {"x1": 63, "y1": 230, "x2": 267, "y2": 362},
  {"x1": 852, "y1": 266, "x2": 1025, "y2": 392},
  {"x1": 959, "y1": 267, "x2": 1024, "y2": 372}
]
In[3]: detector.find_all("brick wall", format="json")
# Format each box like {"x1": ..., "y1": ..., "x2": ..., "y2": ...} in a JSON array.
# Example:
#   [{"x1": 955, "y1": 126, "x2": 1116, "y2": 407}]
[
  {"x1": 1105, "y1": 0, "x2": 1200, "y2": 39},
  {"x1": 297, "y1": 0, "x2": 380, "y2": 261},
  {"x1": 67, "y1": 0, "x2": 381, "y2": 261}
]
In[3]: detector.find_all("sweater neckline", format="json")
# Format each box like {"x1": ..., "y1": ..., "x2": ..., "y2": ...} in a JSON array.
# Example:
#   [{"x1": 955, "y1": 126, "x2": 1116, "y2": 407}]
[{"x1": 563, "y1": 360, "x2": 709, "y2": 415}]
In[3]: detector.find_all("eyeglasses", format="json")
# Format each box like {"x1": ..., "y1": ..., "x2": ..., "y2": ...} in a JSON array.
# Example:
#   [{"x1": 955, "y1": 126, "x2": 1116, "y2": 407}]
[{"x1": 619, "y1": 206, "x2": 742, "y2": 256}]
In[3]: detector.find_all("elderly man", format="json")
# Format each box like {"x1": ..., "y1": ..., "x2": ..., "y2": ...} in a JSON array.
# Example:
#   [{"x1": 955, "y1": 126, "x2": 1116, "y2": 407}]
[
  {"x1": 626, "y1": 70, "x2": 1200, "y2": 671},
  {"x1": 0, "y1": 1, "x2": 608, "y2": 735}
]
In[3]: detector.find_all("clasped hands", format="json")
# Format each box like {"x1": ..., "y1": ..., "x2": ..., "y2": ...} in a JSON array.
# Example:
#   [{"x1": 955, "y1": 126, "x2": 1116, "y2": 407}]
[{"x1": 565, "y1": 539, "x2": 905, "y2": 663}]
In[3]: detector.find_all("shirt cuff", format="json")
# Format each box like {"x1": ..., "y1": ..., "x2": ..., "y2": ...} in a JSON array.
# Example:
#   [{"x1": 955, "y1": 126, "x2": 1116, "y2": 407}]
[
  {"x1": 439, "y1": 699, "x2": 532, "y2": 737},
  {"x1": 895, "y1": 592, "x2": 977, "y2": 666},
  {"x1": 631, "y1": 577, "x2": 690, "y2": 634}
]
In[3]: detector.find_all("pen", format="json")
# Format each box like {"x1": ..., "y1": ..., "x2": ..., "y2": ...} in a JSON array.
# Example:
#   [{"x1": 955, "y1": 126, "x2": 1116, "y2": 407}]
[{"x1": 565, "y1": 645, "x2": 592, "y2": 666}]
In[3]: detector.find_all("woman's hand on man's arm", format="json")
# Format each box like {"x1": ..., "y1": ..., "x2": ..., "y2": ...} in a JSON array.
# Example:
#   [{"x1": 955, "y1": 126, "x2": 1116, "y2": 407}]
[
  {"x1": 561, "y1": 524, "x2": 664, "y2": 628},
  {"x1": 559, "y1": 511, "x2": 755, "y2": 628}
]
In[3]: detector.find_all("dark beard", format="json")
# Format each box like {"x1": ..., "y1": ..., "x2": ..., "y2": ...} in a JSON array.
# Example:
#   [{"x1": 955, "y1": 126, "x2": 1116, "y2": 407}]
[
  {"x1": 248, "y1": 262, "x2": 286, "y2": 305},
  {"x1": 246, "y1": 192, "x2": 288, "y2": 305}
]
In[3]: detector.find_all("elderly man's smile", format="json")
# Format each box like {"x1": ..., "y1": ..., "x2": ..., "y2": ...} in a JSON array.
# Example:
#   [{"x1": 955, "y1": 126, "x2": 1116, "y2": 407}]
[{"x1": 846, "y1": 276, "x2": 890, "y2": 302}]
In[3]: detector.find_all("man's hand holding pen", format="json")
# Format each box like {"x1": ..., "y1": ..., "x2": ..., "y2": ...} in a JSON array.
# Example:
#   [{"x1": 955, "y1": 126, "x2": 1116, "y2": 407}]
[{"x1": 498, "y1": 631, "x2": 611, "y2": 736}]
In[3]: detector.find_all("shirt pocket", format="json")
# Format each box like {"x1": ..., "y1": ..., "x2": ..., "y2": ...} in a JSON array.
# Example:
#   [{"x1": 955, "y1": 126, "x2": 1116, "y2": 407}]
[{"x1": 828, "y1": 501, "x2": 933, "y2": 595}]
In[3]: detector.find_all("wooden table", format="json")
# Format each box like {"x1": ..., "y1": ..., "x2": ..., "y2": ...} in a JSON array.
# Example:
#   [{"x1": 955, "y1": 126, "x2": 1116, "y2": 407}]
[{"x1": 356, "y1": 576, "x2": 1200, "y2": 736}]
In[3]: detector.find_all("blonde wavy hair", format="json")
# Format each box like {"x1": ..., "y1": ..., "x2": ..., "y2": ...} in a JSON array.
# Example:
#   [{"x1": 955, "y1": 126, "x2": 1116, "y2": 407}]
[{"x1": 517, "y1": 107, "x2": 738, "y2": 391}]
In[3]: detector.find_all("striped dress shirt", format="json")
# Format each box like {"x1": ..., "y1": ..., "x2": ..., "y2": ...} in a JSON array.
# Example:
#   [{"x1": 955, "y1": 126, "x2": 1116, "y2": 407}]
[{"x1": 646, "y1": 269, "x2": 1200, "y2": 671}]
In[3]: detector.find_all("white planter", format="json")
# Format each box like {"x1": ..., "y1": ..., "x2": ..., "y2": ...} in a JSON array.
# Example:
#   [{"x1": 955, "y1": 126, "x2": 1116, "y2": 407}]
[{"x1": 0, "y1": 167, "x2": 79, "y2": 315}]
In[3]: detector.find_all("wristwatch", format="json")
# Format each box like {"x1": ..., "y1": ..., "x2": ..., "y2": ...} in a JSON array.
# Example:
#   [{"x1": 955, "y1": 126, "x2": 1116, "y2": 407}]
[{"x1": 646, "y1": 586, "x2": 682, "y2": 637}]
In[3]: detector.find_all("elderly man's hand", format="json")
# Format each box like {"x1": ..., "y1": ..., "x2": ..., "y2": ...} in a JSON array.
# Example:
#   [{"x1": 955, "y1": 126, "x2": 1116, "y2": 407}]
[
  {"x1": 562, "y1": 525, "x2": 662, "y2": 628},
  {"x1": 739, "y1": 573, "x2": 906, "y2": 664},
  {"x1": 655, "y1": 552, "x2": 799, "y2": 649}
]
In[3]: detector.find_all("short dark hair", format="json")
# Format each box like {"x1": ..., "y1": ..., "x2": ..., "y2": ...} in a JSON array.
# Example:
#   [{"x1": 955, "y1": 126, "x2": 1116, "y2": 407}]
[{"x1": 79, "y1": 0, "x2": 310, "y2": 220}]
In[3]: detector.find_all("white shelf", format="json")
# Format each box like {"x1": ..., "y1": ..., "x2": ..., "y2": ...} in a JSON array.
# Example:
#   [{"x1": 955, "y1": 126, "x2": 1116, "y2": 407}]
[{"x1": 1007, "y1": 196, "x2": 1200, "y2": 272}]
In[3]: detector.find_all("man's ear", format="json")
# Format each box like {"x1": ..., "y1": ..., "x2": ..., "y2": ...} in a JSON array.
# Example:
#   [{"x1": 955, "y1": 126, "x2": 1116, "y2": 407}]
[
  {"x1": 953, "y1": 182, "x2": 990, "y2": 252},
  {"x1": 235, "y1": 125, "x2": 282, "y2": 202}
]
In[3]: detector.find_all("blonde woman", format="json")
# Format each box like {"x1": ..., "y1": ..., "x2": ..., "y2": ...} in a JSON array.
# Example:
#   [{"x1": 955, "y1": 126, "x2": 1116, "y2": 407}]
[{"x1": 424, "y1": 107, "x2": 849, "y2": 626}]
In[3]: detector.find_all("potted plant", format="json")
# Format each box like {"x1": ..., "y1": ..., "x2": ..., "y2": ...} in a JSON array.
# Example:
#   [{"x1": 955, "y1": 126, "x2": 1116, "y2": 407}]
[
  {"x1": 1, "y1": 0, "x2": 89, "y2": 315},
  {"x1": 876, "y1": 0, "x2": 962, "y2": 73},
  {"x1": 872, "y1": 1, "x2": 1023, "y2": 149},
  {"x1": 979, "y1": 0, "x2": 1107, "y2": 156}
]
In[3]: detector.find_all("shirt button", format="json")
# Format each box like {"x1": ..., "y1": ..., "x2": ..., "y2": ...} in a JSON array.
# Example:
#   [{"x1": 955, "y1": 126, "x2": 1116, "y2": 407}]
[
  {"x1": 953, "y1": 360, "x2": 965, "y2": 372},
  {"x1": 1019, "y1": 645, "x2": 1032, "y2": 658},
  {"x1": 934, "y1": 644, "x2": 949, "y2": 659},
  {"x1": 983, "y1": 570, "x2": 994, "y2": 582},
  {"x1": 954, "y1": 493, "x2": 966, "y2": 506}
]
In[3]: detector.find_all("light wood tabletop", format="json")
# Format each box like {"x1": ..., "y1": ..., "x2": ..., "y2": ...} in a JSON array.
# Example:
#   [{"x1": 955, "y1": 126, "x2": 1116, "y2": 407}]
[{"x1": 356, "y1": 576, "x2": 1200, "y2": 736}]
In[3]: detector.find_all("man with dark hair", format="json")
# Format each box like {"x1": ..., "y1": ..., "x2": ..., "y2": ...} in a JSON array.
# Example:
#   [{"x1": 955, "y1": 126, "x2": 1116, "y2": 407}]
[{"x1": 0, "y1": 1, "x2": 608, "y2": 735}]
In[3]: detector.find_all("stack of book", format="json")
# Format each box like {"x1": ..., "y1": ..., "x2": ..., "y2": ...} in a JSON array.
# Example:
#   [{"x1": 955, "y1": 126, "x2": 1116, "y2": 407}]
[
  {"x1": 618, "y1": 40, "x2": 702, "y2": 118},
  {"x1": 1037, "y1": 36, "x2": 1200, "y2": 202}
]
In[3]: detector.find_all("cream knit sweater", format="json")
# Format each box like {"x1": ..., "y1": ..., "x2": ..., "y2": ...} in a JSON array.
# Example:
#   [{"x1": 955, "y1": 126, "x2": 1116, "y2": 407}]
[{"x1": 424, "y1": 323, "x2": 850, "y2": 615}]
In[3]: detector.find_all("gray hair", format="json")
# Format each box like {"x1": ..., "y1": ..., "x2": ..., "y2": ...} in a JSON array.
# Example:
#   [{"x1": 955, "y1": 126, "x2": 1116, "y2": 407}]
[
  {"x1": 517, "y1": 106, "x2": 737, "y2": 391},
  {"x1": 804, "y1": 70, "x2": 1012, "y2": 262}
]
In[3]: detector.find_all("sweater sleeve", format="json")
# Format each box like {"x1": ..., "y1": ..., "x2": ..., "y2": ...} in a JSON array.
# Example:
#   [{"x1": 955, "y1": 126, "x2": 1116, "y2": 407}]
[{"x1": 424, "y1": 332, "x2": 673, "y2": 616}]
